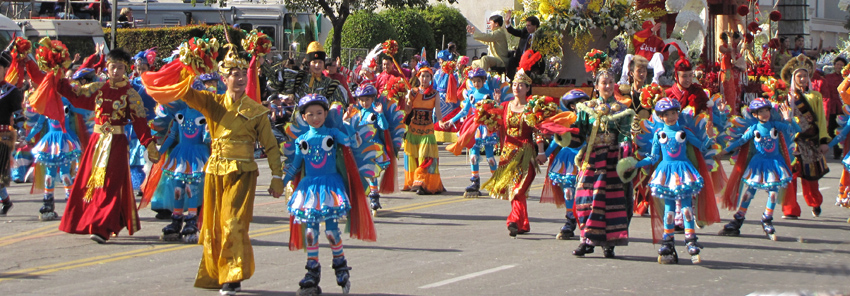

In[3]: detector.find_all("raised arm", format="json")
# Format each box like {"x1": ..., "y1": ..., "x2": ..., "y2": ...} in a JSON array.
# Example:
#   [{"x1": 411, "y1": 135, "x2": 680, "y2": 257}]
[
  {"x1": 724, "y1": 125, "x2": 755, "y2": 152},
  {"x1": 635, "y1": 134, "x2": 661, "y2": 168}
]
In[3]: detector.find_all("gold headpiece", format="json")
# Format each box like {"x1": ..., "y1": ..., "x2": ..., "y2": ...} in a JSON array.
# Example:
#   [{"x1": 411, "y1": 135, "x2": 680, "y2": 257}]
[
  {"x1": 218, "y1": 44, "x2": 248, "y2": 76},
  {"x1": 780, "y1": 54, "x2": 815, "y2": 85},
  {"x1": 514, "y1": 68, "x2": 532, "y2": 85}
]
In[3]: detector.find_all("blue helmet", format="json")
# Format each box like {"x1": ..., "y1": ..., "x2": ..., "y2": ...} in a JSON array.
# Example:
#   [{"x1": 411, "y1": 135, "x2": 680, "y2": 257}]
[
  {"x1": 468, "y1": 67, "x2": 487, "y2": 79},
  {"x1": 654, "y1": 97, "x2": 681, "y2": 113},
  {"x1": 747, "y1": 98, "x2": 771, "y2": 113},
  {"x1": 561, "y1": 89, "x2": 589, "y2": 103},
  {"x1": 354, "y1": 84, "x2": 378, "y2": 98},
  {"x1": 298, "y1": 94, "x2": 329, "y2": 112},
  {"x1": 198, "y1": 73, "x2": 220, "y2": 82},
  {"x1": 71, "y1": 68, "x2": 96, "y2": 81}
]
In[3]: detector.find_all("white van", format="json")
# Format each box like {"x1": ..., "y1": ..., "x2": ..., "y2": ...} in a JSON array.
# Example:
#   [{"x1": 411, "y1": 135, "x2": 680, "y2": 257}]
[
  {"x1": 0, "y1": 14, "x2": 25, "y2": 49},
  {"x1": 19, "y1": 18, "x2": 109, "y2": 56}
]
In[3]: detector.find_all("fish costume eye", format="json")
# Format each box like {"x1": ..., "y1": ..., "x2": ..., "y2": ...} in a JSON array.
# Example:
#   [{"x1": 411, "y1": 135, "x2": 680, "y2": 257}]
[
  {"x1": 321, "y1": 136, "x2": 334, "y2": 151},
  {"x1": 754, "y1": 130, "x2": 762, "y2": 142},
  {"x1": 195, "y1": 118, "x2": 207, "y2": 126},
  {"x1": 299, "y1": 140, "x2": 309, "y2": 154},
  {"x1": 769, "y1": 128, "x2": 779, "y2": 139},
  {"x1": 658, "y1": 132, "x2": 669, "y2": 144},
  {"x1": 675, "y1": 131, "x2": 686, "y2": 143}
]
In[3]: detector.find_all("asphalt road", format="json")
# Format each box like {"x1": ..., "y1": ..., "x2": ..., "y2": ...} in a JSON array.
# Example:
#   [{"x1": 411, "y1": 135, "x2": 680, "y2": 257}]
[{"x1": 1, "y1": 148, "x2": 849, "y2": 295}]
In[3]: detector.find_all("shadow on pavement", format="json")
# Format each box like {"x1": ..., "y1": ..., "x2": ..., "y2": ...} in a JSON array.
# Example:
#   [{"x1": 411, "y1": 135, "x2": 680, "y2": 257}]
[{"x1": 249, "y1": 240, "x2": 461, "y2": 253}]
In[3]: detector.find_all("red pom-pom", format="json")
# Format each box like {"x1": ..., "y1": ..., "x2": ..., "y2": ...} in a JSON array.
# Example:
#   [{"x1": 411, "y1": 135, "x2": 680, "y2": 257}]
[
  {"x1": 768, "y1": 38, "x2": 780, "y2": 49},
  {"x1": 769, "y1": 10, "x2": 782, "y2": 22},
  {"x1": 748, "y1": 22, "x2": 761, "y2": 33},
  {"x1": 737, "y1": 5, "x2": 749, "y2": 16},
  {"x1": 745, "y1": 33, "x2": 754, "y2": 44}
]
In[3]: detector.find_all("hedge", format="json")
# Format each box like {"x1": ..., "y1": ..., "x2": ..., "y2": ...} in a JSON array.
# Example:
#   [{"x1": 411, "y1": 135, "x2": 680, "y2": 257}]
[
  {"x1": 420, "y1": 4, "x2": 467, "y2": 55},
  {"x1": 379, "y1": 8, "x2": 435, "y2": 63},
  {"x1": 326, "y1": 11, "x2": 398, "y2": 66},
  {"x1": 104, "y1": 24, "x2": 245, "y2": 63}
]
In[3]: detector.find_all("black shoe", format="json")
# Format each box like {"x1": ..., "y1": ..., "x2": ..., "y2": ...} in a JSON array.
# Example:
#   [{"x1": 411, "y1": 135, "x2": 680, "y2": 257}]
[
  {"x1": 0, "y1": 198, "x2": 12, "y2": 216},
  {"x1": 813, "y1": 207, "x2": 822, "y2": 218},
  {"x1": 219, "y1": 282, "x2": 241, "y2": 295},
  {"x1": 154, "y1": 209, "x2": 172, "y2": 220},
  {"x1": 90, "y1": 234, "x2": 106, "y2": 244},
  {"x1": 603, "y1": 246, "x2": 615, "y2": 258},
  {"x1": 572, "y1": 243, "x2": 595, "y2": 256},
  {"x1": 507, "y1": 222, "x2": 518, "y2": 238}
]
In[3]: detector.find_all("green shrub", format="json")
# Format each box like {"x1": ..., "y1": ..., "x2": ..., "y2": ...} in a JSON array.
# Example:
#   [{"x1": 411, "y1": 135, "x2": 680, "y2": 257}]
[
  {"x1": 326, "y1": 11, "x2": 398, "y2": 66},
  {"x1": 420, "y1": 4, "x2": 467, "y2": 55},
  {"x1": 379, "y1": 8, "x2": 435, "y2": 62},
  {"x1": 105, "y1": 24, "x2": 245, "y2": 60}
]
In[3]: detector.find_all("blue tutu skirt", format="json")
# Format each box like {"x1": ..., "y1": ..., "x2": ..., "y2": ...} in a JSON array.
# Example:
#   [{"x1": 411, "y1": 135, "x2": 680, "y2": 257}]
[
  {"x1": 161, "y1": 143, "x2": 209, "y2": 184},
  {"x1": 648, "y1": 160, "x2": 704, "y2": 200},
  {"x1": 32, "y1": 131, "x2": 81, "y2": 167},
  {"x1": 742, "y1": 155, "x2": 792, "y2": 191},
  {"x1": 471, "y1": 125, "x2": 499, "y2": 149},
  {"x1": 288, "y1": 174, "x2": 351, "y2": 223},
  {"x1": 549, "y1": 147, "x2": 579, "y2": 189}
]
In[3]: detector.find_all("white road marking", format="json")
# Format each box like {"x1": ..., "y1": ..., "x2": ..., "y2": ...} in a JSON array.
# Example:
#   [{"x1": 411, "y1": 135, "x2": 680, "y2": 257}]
[{"x1": 418, "y1": 264, "x2": 517, "y2": 289}]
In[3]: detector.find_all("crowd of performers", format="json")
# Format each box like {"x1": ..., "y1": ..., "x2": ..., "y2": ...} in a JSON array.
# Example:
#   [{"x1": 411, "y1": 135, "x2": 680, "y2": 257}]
[{"x1": 1, "y1": 24, "x2": 850, "y2": 295}]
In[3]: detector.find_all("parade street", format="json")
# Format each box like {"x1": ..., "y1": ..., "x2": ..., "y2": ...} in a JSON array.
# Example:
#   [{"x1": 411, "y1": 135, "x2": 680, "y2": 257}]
[{"x1": 0, "y1": 148, "x2": 848, "y2": 295}]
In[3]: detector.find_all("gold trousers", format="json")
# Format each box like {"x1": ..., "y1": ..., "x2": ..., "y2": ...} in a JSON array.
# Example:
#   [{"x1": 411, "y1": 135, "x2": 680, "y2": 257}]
[{"x1": 194, "y1": 170, "x2": 259, "y2": 288}]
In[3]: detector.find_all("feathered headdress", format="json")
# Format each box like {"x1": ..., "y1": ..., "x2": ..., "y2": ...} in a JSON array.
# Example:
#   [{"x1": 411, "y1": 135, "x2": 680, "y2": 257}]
[
  {"x1": 780, "y1": 54, "x2": 815, "y2": 85},
  {"x1": 361, "y1": 43, "x2": 384, "y2": 75},
  {"x1": 518, "y1": 49, "x2": 542, "y2": 73}
]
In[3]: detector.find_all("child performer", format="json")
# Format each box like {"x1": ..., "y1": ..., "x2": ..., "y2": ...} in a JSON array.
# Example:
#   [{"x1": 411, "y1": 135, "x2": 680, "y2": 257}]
[
  {"x1": 717, "y1": 98, "x2": 798, "y2": 240},
  {"x1": 441, "y1": 68, "x2": 498, "y2": 197},
  {"x1": 543, "y1": 89, "x2": 590, "y2": 240},
  {"x1": 152, "y1": 102, "x2": 210, "y2": 243},
  {"x1": 626, "y1": 98, "x2": 717, "y2": 264},
  {"x1": 283, "y1": 94, "x2": 375, "y2": 295},
  {"x1": 347, "y1": 83, "x2": 404, "y2": 215},
  {"x1": 26, "y1": 98, "x2": 86, "y2": 221}
]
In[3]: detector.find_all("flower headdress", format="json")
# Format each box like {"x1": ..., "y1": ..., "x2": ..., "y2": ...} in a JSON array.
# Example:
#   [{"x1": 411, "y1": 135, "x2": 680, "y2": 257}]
[{"x1": 217, "y1": 44, "x2": 248, "y2": 76}]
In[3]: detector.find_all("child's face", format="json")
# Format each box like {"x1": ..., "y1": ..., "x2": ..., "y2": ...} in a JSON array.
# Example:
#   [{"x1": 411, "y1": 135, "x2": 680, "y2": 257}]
[
  {"x1": 754, "y1": 108, "x2": 771, "y2": 122},
  {"x1": 472, "y1": 77, "x2": 484, "y2": 89},
  {"x1": 661, "y1": 109, "x2": 679, "y2": 125},
  {"x1": 357, "y1": 96, "x2": 375, "y2": 109},
  {"x1": 301, "y1": 104, "x2": 327, "y2": 128}
]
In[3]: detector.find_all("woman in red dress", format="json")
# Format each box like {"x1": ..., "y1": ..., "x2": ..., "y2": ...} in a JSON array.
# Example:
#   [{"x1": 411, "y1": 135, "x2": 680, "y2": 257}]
[
  {"x1": 482, "y1": 69, "x2": 548, "y2": 237},
  {"x1": 55, "y1": 49, "x2": 158, "y2": 243}
]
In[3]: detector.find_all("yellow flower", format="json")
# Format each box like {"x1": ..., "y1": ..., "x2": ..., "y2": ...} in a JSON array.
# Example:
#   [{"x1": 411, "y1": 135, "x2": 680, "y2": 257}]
[{"x1": 587, "y1": 0, "x2": 603, "y2": 12}]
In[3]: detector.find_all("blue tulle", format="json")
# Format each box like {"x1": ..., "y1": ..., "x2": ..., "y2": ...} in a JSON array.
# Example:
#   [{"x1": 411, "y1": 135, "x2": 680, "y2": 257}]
[{"x1": 648, "y1": 160, "x2": 704, "y2": 200}]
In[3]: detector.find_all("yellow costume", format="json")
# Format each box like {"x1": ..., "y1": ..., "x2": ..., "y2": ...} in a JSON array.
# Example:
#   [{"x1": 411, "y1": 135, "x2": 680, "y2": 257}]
[{"x1": 147, "y1": 86, "x2": 283, "y2": 287}]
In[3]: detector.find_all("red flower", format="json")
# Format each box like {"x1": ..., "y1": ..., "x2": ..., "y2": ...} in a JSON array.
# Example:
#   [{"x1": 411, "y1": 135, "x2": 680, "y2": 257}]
[
  {"x1": 745, "y1": 33, "x2": 754, "y2": 44},
  {"x1": 768, "y1": 38, "x2": 780, "y2": 49},
  {"x1": 737, "y1": 5, "x2": 749, "y2": 16},
  {"x1": 748, "y1": 22, "x2": 761, "y2": 33},
  {"x1": 769, "y1": 11, "x2": 782, "y2": 22}
]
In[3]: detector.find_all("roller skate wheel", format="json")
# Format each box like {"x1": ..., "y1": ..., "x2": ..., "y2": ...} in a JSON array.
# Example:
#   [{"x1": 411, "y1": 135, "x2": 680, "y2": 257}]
[
  {"x1": 39, "y1": 212, "x2": 58, "y2": 221},
  {"x1": 341, "y1": 281, "x2": 351, "y2": 294},
  {"x1": 296, "y1": 286, "x2": 322, "y2": 296},
  {"x1": 768, "y1": 234, "x2": 777, "y2": 241},
  {"x1": 555, "y1": 232, "x2": 564, "y2": 240},
  {"x1": 691, "y1": 254, "x2": 701, "y2": 264},
  {"x1": 463, "y1": 191, "x2": 479, "y2": 199},
  {"x1": 183, "y1": 233, "x2": 199, "y2": 244},
  {"x1": 160, "y1": 233, "x2": 181, "y2": 242},
  {"x1": 371, "y1": 210, "x2": 378, "y2": 217},
  {"x1": 846, "y1": 217, "x2": 850, "y2": 224}
]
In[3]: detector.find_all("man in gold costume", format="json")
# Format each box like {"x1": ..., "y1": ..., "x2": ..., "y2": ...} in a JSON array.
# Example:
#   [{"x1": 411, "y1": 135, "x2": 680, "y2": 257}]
[{"x1": 142, "y1": 43, "x2": 284, "y2": 295}]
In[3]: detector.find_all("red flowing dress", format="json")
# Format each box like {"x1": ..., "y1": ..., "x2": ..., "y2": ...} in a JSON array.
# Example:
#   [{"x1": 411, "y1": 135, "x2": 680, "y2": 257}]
[{"x1": 57, "y1": 79, "x2": 154, "y2": 239}]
